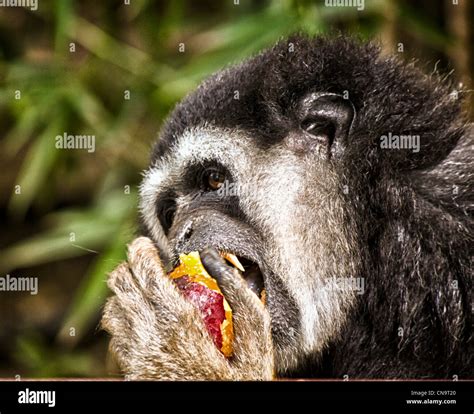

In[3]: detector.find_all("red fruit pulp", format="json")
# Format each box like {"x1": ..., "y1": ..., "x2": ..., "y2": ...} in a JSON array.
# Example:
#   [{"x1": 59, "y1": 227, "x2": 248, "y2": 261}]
[{"x1": 174, "y1": 276, "x2": 225, "y2": 350}]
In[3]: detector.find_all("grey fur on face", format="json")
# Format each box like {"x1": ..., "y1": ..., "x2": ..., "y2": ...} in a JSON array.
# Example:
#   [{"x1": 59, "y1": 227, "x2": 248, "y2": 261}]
[{"x1": 140, "y1": 126, "x2": 362, "y2": 372}]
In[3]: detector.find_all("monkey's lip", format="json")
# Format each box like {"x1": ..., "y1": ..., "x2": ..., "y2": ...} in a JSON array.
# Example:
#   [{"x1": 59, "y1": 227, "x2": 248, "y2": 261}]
[{"x1": 220, "y1": 253, "x2": 265, "y2": 298}]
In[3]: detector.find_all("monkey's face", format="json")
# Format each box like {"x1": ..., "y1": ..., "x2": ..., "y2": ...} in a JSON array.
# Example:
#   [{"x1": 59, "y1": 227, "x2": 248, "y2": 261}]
[
  {"x1": 138, "y1": 38, "x2": 366, "y2": 375},
  {"x1": 139, "y1": 92, "x2": 362, "y2": 373},
  {"x1": 138, "y1": 35, "x2": 462, "y2": 374}
]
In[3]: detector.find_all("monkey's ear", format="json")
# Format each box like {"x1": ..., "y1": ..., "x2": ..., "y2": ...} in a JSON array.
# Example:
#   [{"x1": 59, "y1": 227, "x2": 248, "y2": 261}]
[{"x1": 297, "y1": 93, "x2": 355, "y2": 158}]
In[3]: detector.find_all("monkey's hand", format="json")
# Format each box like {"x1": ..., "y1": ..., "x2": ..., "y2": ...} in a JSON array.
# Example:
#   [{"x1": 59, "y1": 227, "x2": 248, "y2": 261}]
[{"x1": 102, "y1": 237, "x2": 274, "y2": 380}]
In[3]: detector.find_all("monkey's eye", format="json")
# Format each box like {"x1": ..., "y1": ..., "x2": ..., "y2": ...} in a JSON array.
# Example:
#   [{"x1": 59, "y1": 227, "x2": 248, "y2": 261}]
[{"x1": 202, "y1": 169, "x2": 226, "y2": 191}]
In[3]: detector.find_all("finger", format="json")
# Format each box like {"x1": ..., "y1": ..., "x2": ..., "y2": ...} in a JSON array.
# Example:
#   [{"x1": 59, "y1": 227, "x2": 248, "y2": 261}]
[
  {"x1": 106, "y1": 262, "x2": 158, "y2": 329},
  {"x1": 200, "y1": 247, "x2": 264, "y2": 315},
  {"x1": 126, "y1": 237, "x2": 188, "y2": 310},
  {"x1": 107, "y1": 262, "x2": 145, "y2": 312},
  {"x1": 102, "y1": 296, "x2": 135, "y2": 372},
  {"x1": 126, "y1": 237, "x2": 163, "y2": 287}
]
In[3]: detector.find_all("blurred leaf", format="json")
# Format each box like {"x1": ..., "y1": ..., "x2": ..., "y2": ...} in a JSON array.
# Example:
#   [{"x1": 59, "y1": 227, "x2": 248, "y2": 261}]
[
  {"x1": 0, "y1": 223, "x2": 113, "y2": 273},
  {"x1": 7, "y1": 117, "x2": 63, "y2": 218},
  {"x1": 57, "y1": 221, "x2": 133, "y2": 346},
  {"x1": 3, "y1": 88, "x2": 62, "y2": 155},
  {"x1": 54, "y1": 0, "x2": 74, "y2": 55},
  {"x1": 3, "y1": 104, "x2": 42, "y2": 155},
  {"x1": 66, "y1": 16, "x2": 165, "y2": 80},
  {"x1": 0, "y1": 190, "x2": 136, "y2": 273},
  {"x1": 15, "y1": 334, "x2": 99, "y2": 377},
  {"x1": 64, "y1": 82, "x2": 111, "y2": 137},
  {"x1": 398, "y1": 4, "x2": 451, "y2": 50}
]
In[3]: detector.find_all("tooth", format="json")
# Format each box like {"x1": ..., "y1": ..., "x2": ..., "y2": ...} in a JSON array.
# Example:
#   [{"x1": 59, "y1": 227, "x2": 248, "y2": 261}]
[{"x1": 221, "y1": 252, "x2": 245, "y2": 272}]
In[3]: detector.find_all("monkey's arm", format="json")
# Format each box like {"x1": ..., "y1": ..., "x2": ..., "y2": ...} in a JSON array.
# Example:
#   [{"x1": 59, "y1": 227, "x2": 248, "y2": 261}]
[{"x1": 101, "y1": 237, "x2": 274, "y2": 380}]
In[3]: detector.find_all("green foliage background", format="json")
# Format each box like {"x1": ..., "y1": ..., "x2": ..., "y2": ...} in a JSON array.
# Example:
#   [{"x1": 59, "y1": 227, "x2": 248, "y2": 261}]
[{"x1": 0, "y1": 0, "x2": 471, "y2": 377}]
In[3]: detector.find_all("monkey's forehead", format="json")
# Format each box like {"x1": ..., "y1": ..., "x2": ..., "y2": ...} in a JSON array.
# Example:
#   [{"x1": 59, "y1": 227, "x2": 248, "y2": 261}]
[
  {"x1": 151, "y1": 35, "x2": 381, "y2": 162},
  {"x1": 150, "y1": 34, "x2": 460, "y2": 166}
]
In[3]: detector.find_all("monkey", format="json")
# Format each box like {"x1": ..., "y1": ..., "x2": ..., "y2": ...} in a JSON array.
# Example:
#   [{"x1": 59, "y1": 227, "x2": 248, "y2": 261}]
[{"x1": 101, "y1": 35, "x2": 473, "y2": 380}]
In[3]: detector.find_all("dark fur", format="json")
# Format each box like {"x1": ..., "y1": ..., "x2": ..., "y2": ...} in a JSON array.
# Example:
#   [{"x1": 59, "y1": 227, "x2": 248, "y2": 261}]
[
  {"x1": 154, "y1": 35, "x2": 465, "y2": 168},
  {"x1": 147, "y1": 35, "x2": 473, "y2": 378}
]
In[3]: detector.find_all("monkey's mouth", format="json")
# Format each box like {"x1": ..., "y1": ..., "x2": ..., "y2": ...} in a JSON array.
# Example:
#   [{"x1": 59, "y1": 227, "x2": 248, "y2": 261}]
[
  {"x1": 176, "y1": 247, "x2": 265, "y2": 299},
  {"x1": 219, "y1": 252, "x2": 265, "y2": 298}
]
